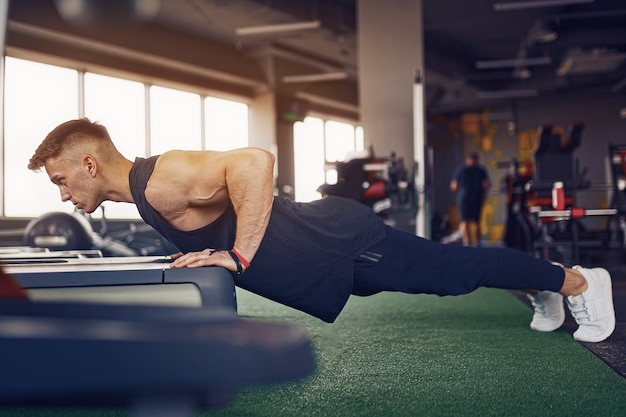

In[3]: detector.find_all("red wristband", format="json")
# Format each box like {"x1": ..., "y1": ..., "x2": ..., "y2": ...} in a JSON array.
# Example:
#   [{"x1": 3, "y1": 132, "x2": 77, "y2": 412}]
[{"x1": 231, "y1": 248, "x2": 251, "y2": 269}]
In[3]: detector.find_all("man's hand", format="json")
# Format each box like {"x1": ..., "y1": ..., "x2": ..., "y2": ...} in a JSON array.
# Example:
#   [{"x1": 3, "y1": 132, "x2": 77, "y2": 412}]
[{"x1": 169, "y1": 249, "x2": 239, "y2": 272}]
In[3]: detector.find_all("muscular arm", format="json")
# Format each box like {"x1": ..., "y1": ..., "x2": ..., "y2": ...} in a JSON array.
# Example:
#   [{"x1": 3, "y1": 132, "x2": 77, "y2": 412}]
[
  {"x1": 155, "y1": 148, "x2": 275, "y2": 271},
  {"x1": 224, "y1": 148, "x2": 275, "y2": 264}
]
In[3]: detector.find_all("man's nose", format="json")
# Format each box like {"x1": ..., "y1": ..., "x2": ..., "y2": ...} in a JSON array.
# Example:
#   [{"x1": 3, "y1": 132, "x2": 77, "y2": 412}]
[{"x1": 60, "y1": 189, "x2": 71, "y2": 202}]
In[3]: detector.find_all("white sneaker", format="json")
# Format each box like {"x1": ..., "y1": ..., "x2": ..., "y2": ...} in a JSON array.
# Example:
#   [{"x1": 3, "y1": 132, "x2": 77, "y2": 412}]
[
  {"x1": 566, "y1": 266, "x2": 616, "y2": 343},
  {"x1": 528, "y1": 291, "x2": 565, "y2": 332}
]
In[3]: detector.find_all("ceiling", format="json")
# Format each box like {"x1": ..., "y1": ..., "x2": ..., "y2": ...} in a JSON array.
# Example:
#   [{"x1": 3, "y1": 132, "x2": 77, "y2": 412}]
[{"x1": 53, "y1": 0, "x2": 626, "y2": 114}]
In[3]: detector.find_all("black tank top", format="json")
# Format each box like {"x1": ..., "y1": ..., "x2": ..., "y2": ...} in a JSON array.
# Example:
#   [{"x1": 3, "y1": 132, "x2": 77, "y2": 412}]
[{"x1": 129, "y1": 155, "x2": 386, "y2": 322}]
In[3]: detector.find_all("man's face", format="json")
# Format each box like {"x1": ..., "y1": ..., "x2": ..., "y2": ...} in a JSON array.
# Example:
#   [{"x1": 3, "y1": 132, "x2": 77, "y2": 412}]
[{"x1": 44, "y1": 155, "x2": 102, "y2": 213}]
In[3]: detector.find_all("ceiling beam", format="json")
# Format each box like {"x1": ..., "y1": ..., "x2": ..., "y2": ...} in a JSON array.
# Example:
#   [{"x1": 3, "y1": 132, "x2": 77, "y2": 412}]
[{"x1": 493, "y1": 0, "x2": 594, "y2": 12}]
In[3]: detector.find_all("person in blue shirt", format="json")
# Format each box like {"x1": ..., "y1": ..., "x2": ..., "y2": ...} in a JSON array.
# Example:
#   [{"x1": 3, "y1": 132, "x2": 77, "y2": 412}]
[{"x1": 450, "y1": 151, "x2": 491, "y2": 246}]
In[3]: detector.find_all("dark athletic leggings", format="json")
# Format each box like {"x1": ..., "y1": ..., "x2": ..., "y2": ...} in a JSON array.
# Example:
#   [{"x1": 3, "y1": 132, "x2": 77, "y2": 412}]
[{"x1": 352, "y1": 226, "x2": 565, "y2": 297}]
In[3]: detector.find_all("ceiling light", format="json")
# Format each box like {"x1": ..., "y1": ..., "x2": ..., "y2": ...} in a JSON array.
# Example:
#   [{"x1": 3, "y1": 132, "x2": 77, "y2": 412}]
[
  {"x1": 528, "y1": 20, "x2": 558, "y2": 44},
  {"x1": 557, "y1": 49, "x2": 626, "y2": 76},
  {"x1": 494, "y1": 0, "x2": 593, "y2": 11},
  {"x1": 282, "y1": 72, "x2": 349, "y2": 83},
  {"x1": 235, "y1": 20, "x2": 321, "y2": 37},
  {"x1": 52, "y1": 0, "x2": 160, "y2": 23},
  {"x1": 475, "y1": 56, "x2": 552, "y2": 69}
]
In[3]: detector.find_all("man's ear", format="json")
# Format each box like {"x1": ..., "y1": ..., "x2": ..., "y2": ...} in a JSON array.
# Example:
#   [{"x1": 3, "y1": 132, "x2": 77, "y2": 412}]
[{"x1": 83, "y1": 155, "x2": 97, "y2": 178}]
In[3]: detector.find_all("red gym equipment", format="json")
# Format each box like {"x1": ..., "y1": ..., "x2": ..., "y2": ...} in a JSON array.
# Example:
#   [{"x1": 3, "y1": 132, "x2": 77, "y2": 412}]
[{"x1": 502, "y1": 123, "x2": 624, "y2": 264}]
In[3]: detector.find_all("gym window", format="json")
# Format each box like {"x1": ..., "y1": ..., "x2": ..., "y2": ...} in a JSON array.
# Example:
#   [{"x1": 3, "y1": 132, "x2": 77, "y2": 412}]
[
  {"x1": 2, "y1": 56, "x2": 249, "y2": 219},
  {"x1": 293, "y1": 116, "x2": 364, "y2": 202}
]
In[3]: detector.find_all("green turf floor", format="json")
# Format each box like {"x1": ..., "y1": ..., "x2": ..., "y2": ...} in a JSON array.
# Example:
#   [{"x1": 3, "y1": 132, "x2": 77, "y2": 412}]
[{"x1": 1, "y1": 288, "x2": 625, "y2": 417}]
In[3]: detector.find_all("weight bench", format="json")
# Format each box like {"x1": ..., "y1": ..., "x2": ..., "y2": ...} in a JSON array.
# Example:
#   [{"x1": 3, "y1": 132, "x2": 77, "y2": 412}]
[{"x1": 4, "y1": 256, "x2": 237, "y2": 311}]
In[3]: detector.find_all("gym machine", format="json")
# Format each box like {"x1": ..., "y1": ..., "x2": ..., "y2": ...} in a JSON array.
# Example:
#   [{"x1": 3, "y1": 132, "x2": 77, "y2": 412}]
[
  {"x1": 317, "y1": 149, "x2": 417, "y2": 233},
  {"x1": 502, "y1": 123, "x2": 619, "y2": 264},
  {"x1": 21, "y1": 207, "x2": 178, "y2": 257}
]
